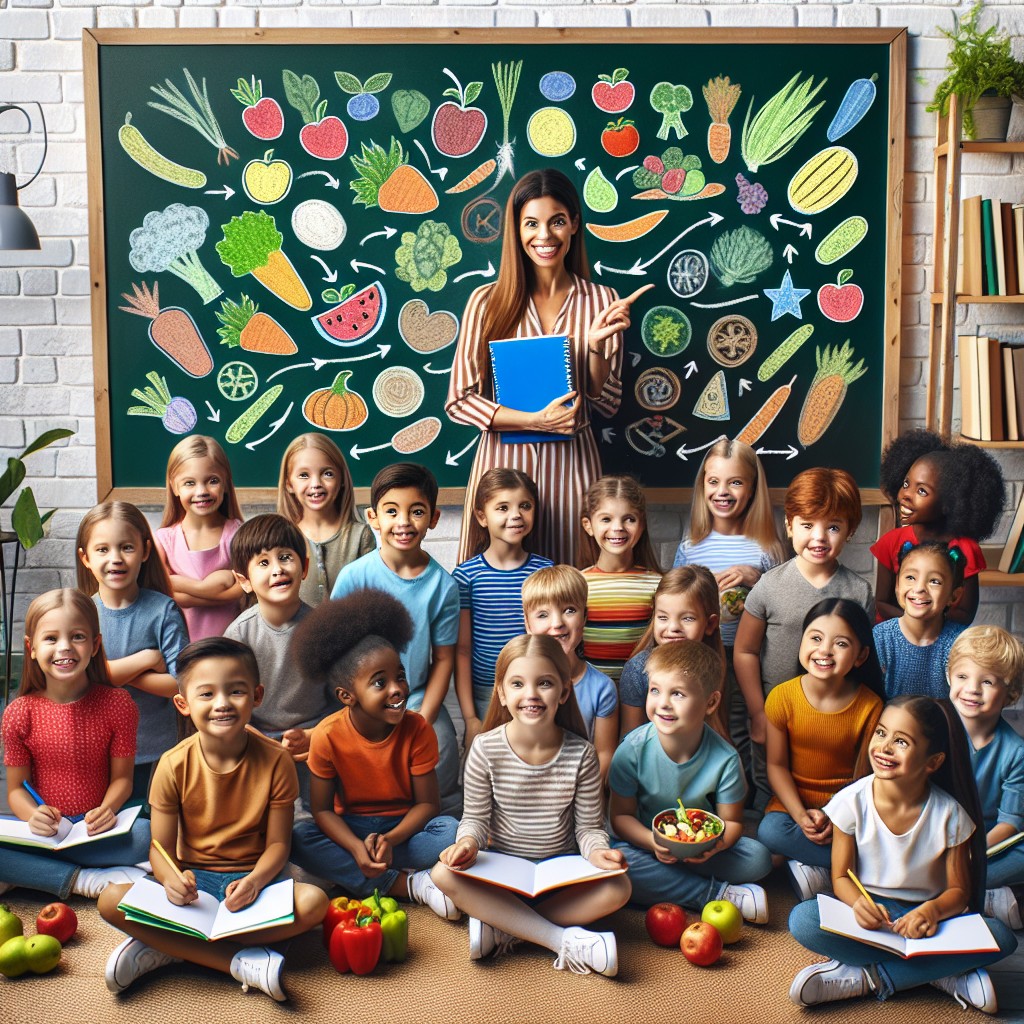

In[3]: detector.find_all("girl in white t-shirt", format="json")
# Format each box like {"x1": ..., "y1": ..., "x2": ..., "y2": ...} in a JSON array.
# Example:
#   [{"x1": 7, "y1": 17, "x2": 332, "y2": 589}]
[{"x1": 787, "y1": 696, "x2": 1016, "y2": 1014}]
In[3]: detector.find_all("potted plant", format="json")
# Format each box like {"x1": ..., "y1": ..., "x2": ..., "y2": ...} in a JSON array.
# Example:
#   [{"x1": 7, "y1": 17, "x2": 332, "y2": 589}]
[{"x1": 927, "y1": 1, "x2": 1024, "y2": 141}]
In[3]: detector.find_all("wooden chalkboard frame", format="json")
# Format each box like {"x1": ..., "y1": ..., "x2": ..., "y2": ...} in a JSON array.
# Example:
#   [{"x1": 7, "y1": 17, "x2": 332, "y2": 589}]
[{"x1": 84, "y1": 27, "x2": 905, "y2": 507}]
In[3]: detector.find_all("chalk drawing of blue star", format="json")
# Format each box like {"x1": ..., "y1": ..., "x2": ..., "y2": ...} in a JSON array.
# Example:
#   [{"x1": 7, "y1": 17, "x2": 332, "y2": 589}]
[{"x1": 763, "y1": 270, "x2": 811, "y2": 321}]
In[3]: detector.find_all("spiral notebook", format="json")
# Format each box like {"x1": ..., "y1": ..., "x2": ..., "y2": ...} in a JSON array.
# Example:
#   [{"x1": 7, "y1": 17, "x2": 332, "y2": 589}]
[{"x1": 489, "y1": 334, "x2": 575, "y2": 444}]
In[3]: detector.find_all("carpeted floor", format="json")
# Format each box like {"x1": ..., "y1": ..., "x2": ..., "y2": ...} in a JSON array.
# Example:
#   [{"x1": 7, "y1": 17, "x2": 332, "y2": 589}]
[{"x1": 0, "y1": 873, "x2": 1002, "y2": 1024}]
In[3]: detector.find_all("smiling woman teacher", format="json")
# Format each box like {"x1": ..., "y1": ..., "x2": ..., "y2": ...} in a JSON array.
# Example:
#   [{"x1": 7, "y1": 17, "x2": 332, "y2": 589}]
[{"x1": 446, "y1": 169, "x2": 651, "y2": 566}]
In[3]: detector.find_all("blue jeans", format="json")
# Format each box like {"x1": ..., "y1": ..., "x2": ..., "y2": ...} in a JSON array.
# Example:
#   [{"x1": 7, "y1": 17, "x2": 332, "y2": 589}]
[
  {"x1": 291, "y1": 812, "x2": 458, "y2": 899},
  {"x1": 406, "y1": 694, "x2": 461, "y2": 816},
  {"x1": 985, "y1": 841, "x2": 1024, "y2": 889},
  {"x1": 0, "y1": 818, "x2": 152, "y2": 899},
  {"x1": 190, "y1": 868, "x2": 289, "y2": 900},
  {"x1": 614, "y1": 836, "x2": 773, "y2": 910},
  {"x1": 757, "y1": 811, "x2": 833, "y2": 868},
  {"x1": 788, "y1": 896, "x2": 1017, "y2": 999},
  {"x1": 473, "y1": 683, "x2": 494, "y2": 723}
]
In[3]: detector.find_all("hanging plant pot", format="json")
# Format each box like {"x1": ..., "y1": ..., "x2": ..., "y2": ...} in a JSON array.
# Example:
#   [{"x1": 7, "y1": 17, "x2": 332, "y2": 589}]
[{"x1": 970, "y1": 92, "x2": 1012, "y2": 140}]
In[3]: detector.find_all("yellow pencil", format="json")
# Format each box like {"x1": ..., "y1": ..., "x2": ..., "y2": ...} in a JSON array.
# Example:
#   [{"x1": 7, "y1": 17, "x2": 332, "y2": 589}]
[
  {"x1": 847, "y1": 868, "x2": 890, "y2": 925},
  {"x1": 151, "y1": 838, "x2": 187, "y2": 886}
]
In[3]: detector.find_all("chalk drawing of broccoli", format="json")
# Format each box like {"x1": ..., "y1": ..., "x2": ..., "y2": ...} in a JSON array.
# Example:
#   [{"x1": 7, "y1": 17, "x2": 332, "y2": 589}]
[{"x1": 129, "y1": 203, "x2": 223, "y2": 305}]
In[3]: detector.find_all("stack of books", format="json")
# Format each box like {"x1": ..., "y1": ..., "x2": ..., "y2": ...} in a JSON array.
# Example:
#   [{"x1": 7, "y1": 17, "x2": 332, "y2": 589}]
[
  {"x1": 958, "y1": 334, "x2": 1024, "y2": 442},
  {"x1": 958, "y1": 196, "x2": 1024, "y2": 297}
]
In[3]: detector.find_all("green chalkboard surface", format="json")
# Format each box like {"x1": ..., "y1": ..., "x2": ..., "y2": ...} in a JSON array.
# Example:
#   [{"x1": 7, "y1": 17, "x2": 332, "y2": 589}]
[{"x1": 85, "y1": 28, "x2": 904, "y2": 500}]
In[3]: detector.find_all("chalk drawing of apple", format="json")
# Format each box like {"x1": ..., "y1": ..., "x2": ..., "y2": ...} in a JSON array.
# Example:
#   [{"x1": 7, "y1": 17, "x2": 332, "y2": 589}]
[
  {"x1": 283, "y1": 69, "x2": 348, "y2": 160},
  {"x1": 431, "y1": 68, "x2": 487, "y2": 158},
  {"x1": 592, "y1": 68, "x2": 635, "y2": 114},
  {"x1": 818, "y1": 269, "x2": 864, "y2": 322},
  {"x1": 242, "y1": 150, "x2": 293, "y2": 205}
]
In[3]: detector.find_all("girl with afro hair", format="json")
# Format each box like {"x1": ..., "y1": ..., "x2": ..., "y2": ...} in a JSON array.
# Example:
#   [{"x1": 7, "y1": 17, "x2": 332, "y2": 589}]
[
  {"x1": 288, "y1": 588, "x2": 461, "y2": 918},
  {"x1": 872, "y1": 429, "x2": 1005, "y2": 624}
]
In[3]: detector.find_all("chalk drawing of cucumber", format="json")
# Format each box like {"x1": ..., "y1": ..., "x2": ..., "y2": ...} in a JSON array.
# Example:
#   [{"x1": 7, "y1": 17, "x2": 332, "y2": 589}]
[
  {"x1": 225, "y1": 385, "x2": 283, "y2": 443},
  {"x1": 118, "y1": 114, "x2": 207, "y2": 189}
]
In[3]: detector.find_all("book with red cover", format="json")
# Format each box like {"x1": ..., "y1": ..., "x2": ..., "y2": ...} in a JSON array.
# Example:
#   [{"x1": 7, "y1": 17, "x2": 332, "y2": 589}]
[{"x1": 988, "y1": 336, "x2": 1006, "y2": 441}]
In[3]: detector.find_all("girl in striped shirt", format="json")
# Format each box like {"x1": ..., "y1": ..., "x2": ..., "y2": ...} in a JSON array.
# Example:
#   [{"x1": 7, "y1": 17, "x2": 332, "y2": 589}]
[
  {"x1": 579, "y1": 476, "x2": 662, "y2": 684},
  {"x1": 432, "y1": 634, "x2": 630, "y2": 976},
  {"x1": 454, "y1": 468, "x2": 553, "y2": 752}
]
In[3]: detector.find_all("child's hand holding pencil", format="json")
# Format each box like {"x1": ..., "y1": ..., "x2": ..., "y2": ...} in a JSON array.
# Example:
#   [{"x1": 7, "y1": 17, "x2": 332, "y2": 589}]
[
  {"x1": 847, "y1": 869, "x2": 892, "y2": 932},
  {"x1": 153, "y1": 838, "x2": 198, "y2": 907}
]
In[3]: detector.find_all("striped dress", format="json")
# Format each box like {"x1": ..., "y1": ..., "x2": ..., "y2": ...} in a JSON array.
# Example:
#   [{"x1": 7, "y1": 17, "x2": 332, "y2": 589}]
[
  {"x1": 581, "y1": 565, "x2": 662, "y2": 683},
  {"x1": 445, "y1": 275, "x2": 624, "y2": 566}
]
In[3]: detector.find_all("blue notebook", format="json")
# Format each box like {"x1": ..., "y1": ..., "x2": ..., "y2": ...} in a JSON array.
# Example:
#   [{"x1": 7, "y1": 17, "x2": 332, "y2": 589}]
[{"x1": 489, "y1": 334, "x2": 575, "y2": 444}]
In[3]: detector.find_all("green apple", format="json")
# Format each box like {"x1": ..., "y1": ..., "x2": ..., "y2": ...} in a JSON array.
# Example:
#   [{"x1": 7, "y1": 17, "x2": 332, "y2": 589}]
[
  {"x1": 0, "y1": 935, "x2": 30, "y2": 978},
  {"x1": 26, "y1": 934, "x2": 61, "y2": 974},
  {"x1": 702, "y1": 897, "x2": 743, "y2": 944},
  {"x1": 0, "y1": 904, "x2": 23, "y2": 947}
]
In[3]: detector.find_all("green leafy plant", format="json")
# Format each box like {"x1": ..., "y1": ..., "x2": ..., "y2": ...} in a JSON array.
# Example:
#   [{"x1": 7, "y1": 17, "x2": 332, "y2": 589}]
[
  {"x1": 927, "y1": 1, "x2": 1024, "y2": 139},
  {"x1": 1, "y1": 429, "x2": 73, "y2": 549}
]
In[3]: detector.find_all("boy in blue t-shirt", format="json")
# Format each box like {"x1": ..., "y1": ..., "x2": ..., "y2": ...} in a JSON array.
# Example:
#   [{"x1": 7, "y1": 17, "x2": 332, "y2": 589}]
[
  {"x1": 331, "y1": 463, "x2": 461, "y2": 812},
  {"x1": 947, "y1": 625, "x2": 1024, "y2": 930},
  {"x1": 609, "y1": 640, "x2": 771, "y2": 922}
]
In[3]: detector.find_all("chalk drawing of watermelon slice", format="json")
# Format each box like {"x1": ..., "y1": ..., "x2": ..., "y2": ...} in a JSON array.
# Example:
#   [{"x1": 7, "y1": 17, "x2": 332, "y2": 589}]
[{"x1": 311, "y1": 281, "x2": 387, "y2": 347}]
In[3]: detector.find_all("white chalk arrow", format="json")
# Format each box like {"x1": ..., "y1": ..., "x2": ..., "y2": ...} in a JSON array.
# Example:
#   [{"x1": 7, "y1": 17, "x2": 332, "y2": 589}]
[
  {"x1": 630, "y1": 352, "x2": 642, "y2": 368},
  {"x1": 676, "y1": 433, "x2": 728, "y2": 461},
  {"x1": 310, "y1": 255, "x2": 337, "y2": 282},
  {"x1": 602, "y1": 428, "x2": 616, "y2": 444},
  {"x1": 445, "y1": 435, "x2": 480, "y2": 466},
  {"x1": 616, "y1": 165, "x2": 639, "y2": 180},
  {"x1": 739, "y1": 378, "x2": 752, "y2": 396},
  {"x1": 350, "y1": 259, "x2": 385, "y2": 276},
  {"x1": 360, "y1": 227, "x2": 397, "y2": 246},
  {"x1": 770, "y1": 213, "x2": 812, "y2": 239},
  {"x1": 783, "y1": 243, "x2": 799, "y2": 264},
  {"x1": 245, "y1": 401, "x2": 294, "y2": 451},
  {"x1": 413, "y1": 140, "x2": 448, "y2": 181},
  {"x1": 691, "y1": 294, "x2": 759, "y2": 309},
  {"x1": 423, "y1": 362, "x2": 453, "y2": 375},
  {"x1": 204, "y1": 400, "x2": 220, "y2": 423},
  {"x1": 684, "y1": 361, "x2": 698, "y2": 379},
  {"x1": 266, "y1": 345, "x2": 390, "y2": 381},
  {"x1": 349, "y1": 440, "x2": 393, "y2": 461},
  {"x1": 594, "y1": 212, "x2": 724, "y2": 277},
  {"x1": 575, "y1": 157, "x2": 587, "y2": 171},
  {"x1": 203, "y1": 185, "x2": 235, "y2": 200},
  {"x1": 297, "y1": 170, "x2": 341, "y2": 189},
  {"x1": 756, "y1": 444, "x2": 800, "y2": 460},
  {"x1": 454, "y1": 262, "x2": 496, "y2": 284}
]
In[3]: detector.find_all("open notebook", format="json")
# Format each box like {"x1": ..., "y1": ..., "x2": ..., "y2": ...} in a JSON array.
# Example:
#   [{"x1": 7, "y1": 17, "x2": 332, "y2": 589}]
[
  {"x1": 0, "y1": 805, "x2": 141, "y2": 851},
  {"x1": 455, "y1": 852, "x2": 626, "y2": 898}
]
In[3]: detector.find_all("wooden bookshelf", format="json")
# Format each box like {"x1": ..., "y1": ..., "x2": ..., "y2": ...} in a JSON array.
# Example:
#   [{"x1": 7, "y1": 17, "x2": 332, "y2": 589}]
[{"x1": 980, "y1": 545, "x2": 1024, "y2": 587}]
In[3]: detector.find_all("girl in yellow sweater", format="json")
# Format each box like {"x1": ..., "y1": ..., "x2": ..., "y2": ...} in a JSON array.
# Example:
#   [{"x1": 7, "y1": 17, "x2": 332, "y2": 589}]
[{"x1": 756, "y1": 599, "x2": 884, "y2": 902}]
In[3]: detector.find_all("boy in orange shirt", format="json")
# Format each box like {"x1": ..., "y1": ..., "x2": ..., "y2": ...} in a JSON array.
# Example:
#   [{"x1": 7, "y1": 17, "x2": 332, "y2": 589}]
[{"x1": 289, "y1": 589, "x2": 460, "y2": 917}]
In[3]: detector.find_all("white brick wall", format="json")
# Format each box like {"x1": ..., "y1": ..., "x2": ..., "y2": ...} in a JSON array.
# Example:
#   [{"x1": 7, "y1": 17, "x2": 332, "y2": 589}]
[{"x1": 1, "y1": 0, "x2": 1023, "y2": 637}]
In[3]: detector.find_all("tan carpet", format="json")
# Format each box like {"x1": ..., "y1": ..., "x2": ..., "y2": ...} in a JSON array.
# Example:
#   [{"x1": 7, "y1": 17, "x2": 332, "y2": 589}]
[{"x1": 1, "y1": 874, "x2": 993, "y2": 1024}]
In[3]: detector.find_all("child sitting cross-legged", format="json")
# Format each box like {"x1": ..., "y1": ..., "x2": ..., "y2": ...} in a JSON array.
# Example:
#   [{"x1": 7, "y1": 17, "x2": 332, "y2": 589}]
[
  {"x1": 98, "y1": 638, "x2": 328, "y2": 1002},
  {"x1": 288, "y1": 589, "x2": 460, "y2": 916},
  {"x1": 947, "y1": 625, "x2": 1024, "y2": 930},
  {"x1": 609, "y1": 640, "x2": 772, "y2": 924}
]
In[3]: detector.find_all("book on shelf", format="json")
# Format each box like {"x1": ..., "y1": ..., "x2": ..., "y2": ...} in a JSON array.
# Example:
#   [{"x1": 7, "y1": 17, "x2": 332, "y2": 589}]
[
  {"x1": 453, "y1": 851, "x2": 627, "y2": 897},
  {"x1": 958, "y1": 335, "x2": 981, "y2": 441},
  {"x1": 988, "y1": 336, "x2": 1006, "y2": 441},
  {"x1": 1002, "y1": 203, "x2": 1019, "y2": 297},
  {"x1": 998, "y1": 490, "x2": 1024, "y2": 574},
  {"x1": 992, "y1": 202, "x2": 1007, "y2": 296},
  {"x1": 0, "y1": 804, "x2": 141, "y2": 851},
  {"x1": 1003, "y1": 344, "x2": 1019, "y2": 441},
  {"x1": 816, "y1": 895, "x2": 998, "y2": 958},
  {"x1": 961, "y1": 195, "x2": 984, "y2": 297},
  {"x1": 1015, "y1": 205, "x2": 1024, "y2": 293},
  {"x1": 982, "y1": 198, "x2": 997, "y2": 296},
  {"x1": 977, "y1": 335, "x2": 993, "y2": 441},
  {"x1": 117, "y1": 877, "x2": 295, "y2": 942},
  {"x1": 488, "y1": 334, "x2": 575, "y2": 445}
]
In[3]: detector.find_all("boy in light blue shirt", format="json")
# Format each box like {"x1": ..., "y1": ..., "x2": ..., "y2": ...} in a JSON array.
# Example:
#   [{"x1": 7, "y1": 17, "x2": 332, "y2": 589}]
[
  {"x1": 609, "y1": 640, "x2": 771, "y2": 922},
  {"x1": 331, "y1": 463, "x2": 460, "y2": 812}
]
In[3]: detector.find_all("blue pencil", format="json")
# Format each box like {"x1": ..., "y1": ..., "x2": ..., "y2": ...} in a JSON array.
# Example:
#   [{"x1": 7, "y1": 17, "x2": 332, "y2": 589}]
[{"x1": 22, "y1": 781, "x2": 84, "y2": 824}]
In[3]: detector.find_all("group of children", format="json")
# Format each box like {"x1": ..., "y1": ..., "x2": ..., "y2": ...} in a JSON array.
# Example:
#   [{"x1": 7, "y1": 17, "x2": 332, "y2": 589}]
[{"x1": 2, "y1": 425, "x2": 1023, "y2": 1012}]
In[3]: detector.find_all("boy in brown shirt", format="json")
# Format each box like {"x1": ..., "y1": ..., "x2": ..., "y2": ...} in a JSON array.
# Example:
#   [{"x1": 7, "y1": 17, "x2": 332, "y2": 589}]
[{"x1": 98, "y1": 637, "x2": 327, "y2": 1001}]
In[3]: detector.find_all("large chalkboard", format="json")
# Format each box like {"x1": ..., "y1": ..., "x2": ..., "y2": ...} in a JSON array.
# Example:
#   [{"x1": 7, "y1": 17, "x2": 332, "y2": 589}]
[{"x1": 85, "y1": 28, "x2": 904, "y2": 503}]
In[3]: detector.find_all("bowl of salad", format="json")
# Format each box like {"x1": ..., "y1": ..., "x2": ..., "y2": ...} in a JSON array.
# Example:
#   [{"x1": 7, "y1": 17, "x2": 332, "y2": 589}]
[{"x1": 652, "y1": 800, "x2": 726, "y2": 859}]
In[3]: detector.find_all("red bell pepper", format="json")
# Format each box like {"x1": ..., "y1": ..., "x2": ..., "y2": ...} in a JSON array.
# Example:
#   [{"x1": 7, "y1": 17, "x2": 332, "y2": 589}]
[
  {"x1": 336, "y1": 919, "x2": 383, "y2": 976},
  {"x1": 322, "y1": 896, "x2": 374, "y2": 945}
]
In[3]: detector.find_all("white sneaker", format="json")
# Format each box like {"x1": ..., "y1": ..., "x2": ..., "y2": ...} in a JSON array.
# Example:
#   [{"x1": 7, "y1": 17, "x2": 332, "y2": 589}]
[
  {"x1": 229, "y1": 946, "x2": 286, "y2": 1002},
  {"x1": 931, "y1": 969, "x2": 998, "y2": 1013},
  {"x1": 787, "y1": 861, "x2": 832, "y2": 902},
  {"x1": 984, "y1": 887, "x2": 1023, "y2": 930},
  {"x1": 73, "y1": 865, "x2": 146, "y2": 899},
  {"x1": 721, "y1": 883, "x2": 769, "y2": 924},
  {"x1": 407, "y1": 869, "x2": 461, "y2": 921},
  {"x1": 553, "y1": 926, "x2": 617, "y2": 977},
  {"x1": 789, "y1": 959, "x2": 871, "y2": 1006},
  {"x1": 468, "y1": 917, "x2": 520, "y2": 960},
  {"x1": 105, "y1": 937, "x2": 180, "y2": 993}
]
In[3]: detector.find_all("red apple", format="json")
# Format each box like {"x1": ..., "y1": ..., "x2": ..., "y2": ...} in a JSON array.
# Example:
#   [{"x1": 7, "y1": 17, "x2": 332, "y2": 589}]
[
  {"x1": 817, "y1": 268, "x2": 864, "y2": 322},
  {"x1": 592, "y1": 68, "x2": 635, "y2": 113},
  {"x1": 431, "y1": 69, "x2": 487, "y2": 158},
  {"x1": 680, "y1": 920, "x2": 723, "y2": 966},
  {"x1": 243, "y1": 98, "x2": 284, "y2": 141},
  {"x1": 36, "y1": 903, "x2": 77, "y2": 945},
  {"x1": 645, "y1": 902, "x2": 688, "y2": 947},
  {"x1": 300, "y1": 116, "x2": 348, "y2": 160},
  {"x1": 701, "y1": 898, "x2": 743, "y2": 945}
]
